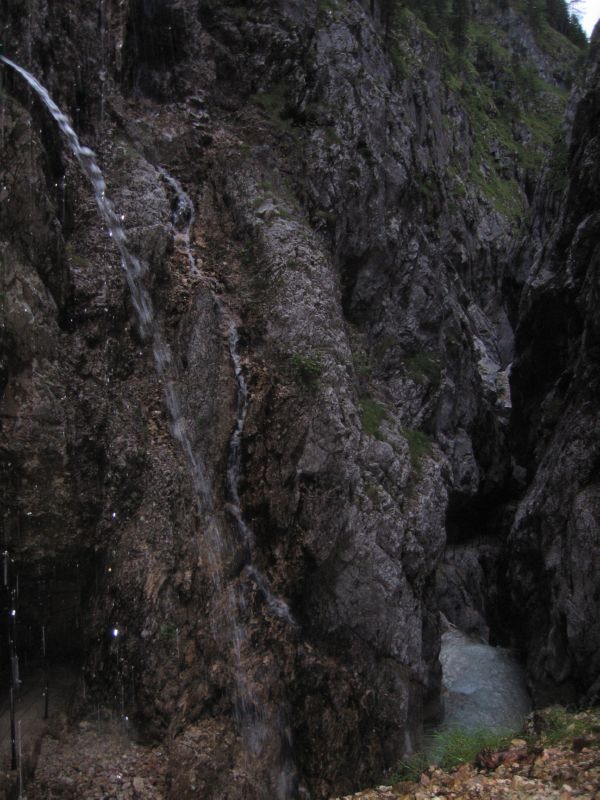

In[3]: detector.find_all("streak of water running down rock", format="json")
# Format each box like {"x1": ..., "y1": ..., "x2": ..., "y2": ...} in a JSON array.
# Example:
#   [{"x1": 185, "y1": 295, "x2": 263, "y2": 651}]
[
  {"x1": 225, "y1": 320, "x2": 297, "y2": 626},
  {"x1": 1, "y1": 56, "x2": 297, "y2": 799},
  {"x1": 158, "y1": 168, "x2": 199, "y2": 275}
]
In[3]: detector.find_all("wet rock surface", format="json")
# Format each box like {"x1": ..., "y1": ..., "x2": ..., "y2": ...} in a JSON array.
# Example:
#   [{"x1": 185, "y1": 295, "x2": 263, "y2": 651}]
[{"x1": 0, "y1": 0, "x2": 596, "y2": 798}]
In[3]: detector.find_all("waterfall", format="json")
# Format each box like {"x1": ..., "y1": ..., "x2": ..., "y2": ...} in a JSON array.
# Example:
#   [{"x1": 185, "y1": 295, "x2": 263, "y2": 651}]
[
  {"x1": 440, "y1": 626, "x2": 531, "y2": 733},
  {"x1": 1, "y1": 57, "x2": 297, "y2": 798},
  {"x1": 224, "y1": 320, "x2": 296, "y2": 626},
  {"x1": 158, "y1": 169, "x2": 199, "y2": 275}
]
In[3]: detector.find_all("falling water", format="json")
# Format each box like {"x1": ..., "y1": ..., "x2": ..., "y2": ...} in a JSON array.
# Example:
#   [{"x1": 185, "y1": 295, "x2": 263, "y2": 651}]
[
  {"x1": 1, "y1": 57, "x2": 297, "y2": 798},
  {"x1": 0, "y1": 56, "x2": 214, "y2": 537},
  {"x1": 440, "y1": 627, "x2": 531, "y2": 732},
  {"x1": 159, "y1": 169, "x2": 199, "y2": 276},
  {"x1": 225, "y1": 324, "x2": 254, "y2": 555},
  {"x1": 223, "y1": 317, "x2": 296, "y2": 626}
]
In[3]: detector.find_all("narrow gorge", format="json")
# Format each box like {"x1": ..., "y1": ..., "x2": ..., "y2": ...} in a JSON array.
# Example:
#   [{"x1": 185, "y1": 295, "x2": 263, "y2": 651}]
[{"x1": 0, "y1": 1, "x2": 598, "y2": 798}]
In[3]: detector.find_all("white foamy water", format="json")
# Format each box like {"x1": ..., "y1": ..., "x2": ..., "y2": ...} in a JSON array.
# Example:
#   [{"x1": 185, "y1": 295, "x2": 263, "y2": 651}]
[{"x1": 440, "y1": 627, "x2": 531, "y2": 732}]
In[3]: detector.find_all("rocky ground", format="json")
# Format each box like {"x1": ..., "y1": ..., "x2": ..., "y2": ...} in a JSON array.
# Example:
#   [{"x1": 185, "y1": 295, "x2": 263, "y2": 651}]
[
  {"x1": 7, "y1": 707, "x2": 597, "y2": 799},
  {"x1": 334, "y1": 710, "x2": 600, "y2": 800},
  {"x1": 25, "y1": 718, "x2": 168, "y2": 800}
]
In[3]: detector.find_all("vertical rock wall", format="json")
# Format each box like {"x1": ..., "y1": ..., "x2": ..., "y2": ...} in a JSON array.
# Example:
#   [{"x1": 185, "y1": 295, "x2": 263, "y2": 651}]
[{"x1": 0, "y1": 0, "x2": 595, "y2": 796}]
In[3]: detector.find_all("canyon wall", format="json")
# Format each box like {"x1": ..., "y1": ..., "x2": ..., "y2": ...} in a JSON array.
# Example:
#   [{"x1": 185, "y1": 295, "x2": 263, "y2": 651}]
[{"x1": 0, "y1": 1, "x2": 596, "y2": 796}]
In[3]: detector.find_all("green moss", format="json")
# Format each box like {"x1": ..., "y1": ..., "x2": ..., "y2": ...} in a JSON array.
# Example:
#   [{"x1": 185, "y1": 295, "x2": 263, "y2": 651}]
[{"x1": 360, "y1": 396, "x2": 386, "y2": 438}]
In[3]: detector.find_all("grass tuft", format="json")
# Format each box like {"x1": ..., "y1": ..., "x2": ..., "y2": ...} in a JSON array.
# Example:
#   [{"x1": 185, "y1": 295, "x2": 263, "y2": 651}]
[
  {"x1": 288, "y1": 353, "x2": 323, "y2": 390},
  {"x1": 393, "y1": 727, "x2": 512, "y2": 781},
  {"x1": 360, "y1": 396, "x2": 386, "y2": 438}
]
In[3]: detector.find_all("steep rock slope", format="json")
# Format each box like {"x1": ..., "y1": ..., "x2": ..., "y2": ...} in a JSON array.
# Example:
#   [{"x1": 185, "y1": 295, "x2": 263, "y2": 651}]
[
  {"x1": 0, "y1": 0, "x2": 585, "y2": 797},
  {"x1": 508, "y1": 25, "x2": 600, "y2": 706}
]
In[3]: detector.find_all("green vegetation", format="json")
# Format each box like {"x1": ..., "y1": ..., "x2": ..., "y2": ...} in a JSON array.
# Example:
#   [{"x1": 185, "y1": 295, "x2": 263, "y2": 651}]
[
  {"x1": 444, "y1": 15, "x2": 570, "y2": 219},
  {"x1": 392, "y1": 707, "x2": 600, "y2": 786},
  {"x1": 360, "y1": 396, "x2": 387, "y2": 438},
  {"x1": 159, "y1": 621, "x2": 178, "y2": 640},
  {"x1": 250, "y1": 82, "x2": 287, "y2": 117},
  {"x1": 325, "y1": 126, "x2": 342, "y2": 146},
  {"x1": 353, "y1": 349, "x2": 372, "y2": 381},
  {"x1": 546, "y1": 134, "x2": 570, "y2": 193},
  {"x1": 534, "y1": 706, "x2": 599, "y2": 746},
  {"x1": 404, "y1": 352, "x2": 441, "y2": 387},
  {"x1": 402, "y1": 427, "x2": 432, "y2": 476},
  {"x1": 394, "y1": 727, "x2": 513, "y2": 781},
  {"x1": 240, "y1": 241, "x2": 256, "y2": 268},
  {"x1": 249, "y1": 81, "x2": 298, "y2": 134},
  {"x1": 391, "y1": 0, "x2": 587, "y2": 50},
  {"x1": 378, "y1": 0, "x2": 582, "y2": 222},
  {"x1": 288, "y1": 353, "x2": 323, "y2": 389},
  {"x1": 318, "y1": 0, "x2": 344, "y2": 14},
  {"x1": 65, "y1": 243, "x2": 91, "y2": 270},
  {"x1": 365, "y1": 482, "x2": 382, "y2": 509}
]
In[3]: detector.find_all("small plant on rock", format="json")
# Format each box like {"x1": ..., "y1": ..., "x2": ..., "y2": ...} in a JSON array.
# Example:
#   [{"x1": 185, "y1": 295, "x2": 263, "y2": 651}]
[{"x1": 288, "y1": 353, "x2": 323, "y2": 390}]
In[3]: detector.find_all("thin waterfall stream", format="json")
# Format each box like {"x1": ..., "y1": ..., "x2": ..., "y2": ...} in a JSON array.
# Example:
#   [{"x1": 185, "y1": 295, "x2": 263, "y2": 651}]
[
  {"x1": 224, "y1": 319, "x2": 296, "y2": 625},
  {"x1": 1, "y1": 56, "x2": 297, "y2": 798},
  {"x1": 158, "y1": 168, "x2": 199, "y2": 276}
]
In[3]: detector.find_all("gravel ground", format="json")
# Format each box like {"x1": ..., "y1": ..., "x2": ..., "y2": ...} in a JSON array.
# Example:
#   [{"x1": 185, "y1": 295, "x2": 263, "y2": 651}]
[{"x1": 24, "y1": 719, "x2": 168, "y2": 800}]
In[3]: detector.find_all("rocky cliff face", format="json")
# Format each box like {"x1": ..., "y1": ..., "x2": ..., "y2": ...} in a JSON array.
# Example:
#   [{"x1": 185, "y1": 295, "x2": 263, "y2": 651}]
[
  {"x1": 508, "y1": 24, "x2": 600, "y2": 707},
  {"x1": 0, "y1": 0, "x2": 593, "y2": 797}
]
